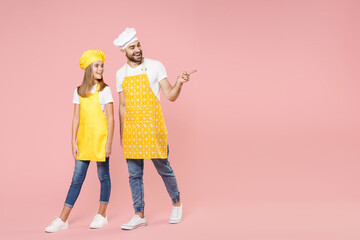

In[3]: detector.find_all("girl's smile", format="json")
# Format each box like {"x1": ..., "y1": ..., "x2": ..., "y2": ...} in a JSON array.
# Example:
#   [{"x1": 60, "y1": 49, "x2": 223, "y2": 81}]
[{"x1": 92, "y1": 61, "x2": 104, "y2": 80}]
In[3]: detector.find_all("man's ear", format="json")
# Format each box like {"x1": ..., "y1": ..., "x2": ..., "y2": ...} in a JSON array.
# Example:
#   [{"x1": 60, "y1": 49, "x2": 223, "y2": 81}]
[{"x1": 121, "y1": 49, "x2": 125, "y2": 55}]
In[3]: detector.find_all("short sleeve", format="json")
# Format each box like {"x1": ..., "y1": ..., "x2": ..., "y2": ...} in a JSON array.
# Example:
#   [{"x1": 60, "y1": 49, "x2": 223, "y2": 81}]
[
  {"x1": 116, "y1": 69, "x2": 124, "y2": 92},
  {"x1": 73, "y1": 88, "x2": 80, "y2": 104},
  {"x1": 102, "y1": 86, "x2": 114, "y2": 104},
  {"x1": 157, "y1": 61, "x2": 167, "y2": 82}
]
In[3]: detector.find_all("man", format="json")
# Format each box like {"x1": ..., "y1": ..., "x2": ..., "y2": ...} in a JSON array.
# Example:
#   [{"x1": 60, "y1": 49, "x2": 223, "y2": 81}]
[{"x1": 113, "y1": 28, "x2": 196, "y2": 230}]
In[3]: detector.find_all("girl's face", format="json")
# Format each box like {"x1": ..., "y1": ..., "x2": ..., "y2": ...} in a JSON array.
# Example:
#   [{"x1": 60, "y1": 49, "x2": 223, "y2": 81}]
[{"x1": 92, "y1": 61, "x2": 104, "y2": 80}]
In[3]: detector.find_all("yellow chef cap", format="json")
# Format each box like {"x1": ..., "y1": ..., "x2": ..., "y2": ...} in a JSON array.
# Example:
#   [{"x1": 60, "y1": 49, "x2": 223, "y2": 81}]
[{"x1": 79, "y1": 50, "x2": 106, "y2": 70}]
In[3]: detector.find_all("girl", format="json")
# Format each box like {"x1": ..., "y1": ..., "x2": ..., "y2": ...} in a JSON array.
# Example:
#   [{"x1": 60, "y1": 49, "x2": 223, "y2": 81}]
[{"x1": 45, "y1": 50, "x2": 114, "y2": 232}]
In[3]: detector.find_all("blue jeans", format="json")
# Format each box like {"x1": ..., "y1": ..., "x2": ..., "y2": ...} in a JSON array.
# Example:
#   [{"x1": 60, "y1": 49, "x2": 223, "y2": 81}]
[
  {"x1": 64, "y1": 157, "x2": 111, "y2": 208},
  {"x1": 126, "y1": 147, "x2": 180, "y2": 213}
]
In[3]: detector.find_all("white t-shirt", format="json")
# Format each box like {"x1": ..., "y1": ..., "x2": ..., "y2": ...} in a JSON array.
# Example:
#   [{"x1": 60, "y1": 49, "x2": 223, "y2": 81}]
[
  {"x1": 116, "y1": 58, "x2": 167, "y2": 101},
  {"x1": 73, "y1": 85, "x2": 114, "y2": 113}
]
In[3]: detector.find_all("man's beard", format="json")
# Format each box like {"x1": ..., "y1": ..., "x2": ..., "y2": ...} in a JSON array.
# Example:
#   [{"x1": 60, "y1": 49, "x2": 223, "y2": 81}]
[{"x1": 126, "y1": 50, "x2": 143, "y2": 63}]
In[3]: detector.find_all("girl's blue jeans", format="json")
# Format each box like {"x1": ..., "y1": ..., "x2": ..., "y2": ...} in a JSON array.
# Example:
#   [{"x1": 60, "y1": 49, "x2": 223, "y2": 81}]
[{"x1": 64, "y1": 157, "x2": 111, "y2": 207}]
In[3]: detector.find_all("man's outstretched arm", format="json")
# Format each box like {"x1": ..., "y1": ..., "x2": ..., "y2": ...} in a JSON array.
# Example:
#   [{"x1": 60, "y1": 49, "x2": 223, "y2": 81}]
[{"x1": 159, "y1": 70, "x2": 197, "y2": 102}]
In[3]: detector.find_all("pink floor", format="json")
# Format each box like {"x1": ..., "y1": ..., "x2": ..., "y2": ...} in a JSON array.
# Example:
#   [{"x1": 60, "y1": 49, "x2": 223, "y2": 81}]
[{"x1": 3, "y1": 202, "x2": 359, "y2": 240}]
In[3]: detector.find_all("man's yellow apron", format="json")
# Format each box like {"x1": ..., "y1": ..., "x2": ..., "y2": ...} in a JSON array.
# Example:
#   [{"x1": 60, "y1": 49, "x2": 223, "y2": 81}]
[{"x1": 122, "y1": 63, "x2": 168, "y2": 159}]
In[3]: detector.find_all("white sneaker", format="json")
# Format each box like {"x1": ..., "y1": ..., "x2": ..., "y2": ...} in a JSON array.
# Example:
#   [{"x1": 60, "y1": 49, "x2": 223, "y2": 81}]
[
  {"x1": 45, "y1": 217, "x2": 68, "y2": 233},
  {"x1": 169, "y1": 204, "x2": 182, "y2": 224},
  {"x1": 121, "y1": 215, "x2": 147, "y2": 230},
  {"x1": 90, "y1": 214, "x2": 108, "y2": 229}
]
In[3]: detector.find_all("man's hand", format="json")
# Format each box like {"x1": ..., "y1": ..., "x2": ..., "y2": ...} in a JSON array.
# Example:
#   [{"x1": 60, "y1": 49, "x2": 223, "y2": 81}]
[
  {"x1": 160, "y1": 69, "x2": 198, "y2": 102},
  {"x1": 177, "y1": 70, "x2": 197, "y2": 84}
]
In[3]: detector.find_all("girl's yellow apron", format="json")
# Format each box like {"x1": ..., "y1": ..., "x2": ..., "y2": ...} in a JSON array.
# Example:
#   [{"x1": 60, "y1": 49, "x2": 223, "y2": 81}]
[
  {"x1": 77, "y1": 83, "x2": 108, "y2": 162},
  {"x1": 122, "y1": 62, "x2": 168, "y2": 159}
]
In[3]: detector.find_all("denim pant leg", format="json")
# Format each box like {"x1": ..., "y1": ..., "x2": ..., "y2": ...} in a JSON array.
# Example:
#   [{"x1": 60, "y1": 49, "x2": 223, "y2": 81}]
[
  {"x1": 97, "y1": 157, "x2": 111, "y2": 204},
  {"x1": 126, "y1": 159, "x2": 145, "y2": 213},
  {"x1": 64, "y1": 160, "x2": 90, "y2": 207},
  {"x1": 151, "y1": 157, "x2": 181, "y2": 204}
]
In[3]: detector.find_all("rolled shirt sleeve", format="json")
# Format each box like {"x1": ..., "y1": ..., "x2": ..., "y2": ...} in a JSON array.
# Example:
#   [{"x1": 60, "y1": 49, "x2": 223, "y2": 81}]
[
  {"x1": 102, "y1": 86, "x2": 114, "y2": 104},
  {"x1": 116, "y1": 70, "x2": 124, "y2": 92},
  {"x1": 157, "y1": 61, "x2": 167, "y2": 82},
  {"x1": 73, "y1": 88, "x2": 80, "y2": 104}
]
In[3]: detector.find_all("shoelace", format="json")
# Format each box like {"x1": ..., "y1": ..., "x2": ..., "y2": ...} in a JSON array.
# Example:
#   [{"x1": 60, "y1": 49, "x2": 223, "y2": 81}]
[
  {"x1": 49, "y1": 217, "x2": 63, "y2": 227},
  {"x1": 129, "y1": 215, "x2": 140, "y2": 225},
  {"x1": 93, "y1": 215, "x2": 101, "y2": 222},
  {"x1": 171, "y1": 207, "x2": 181, "y2": 218},
  {"x1": 52, "y1": 217, "x2": 60, "y2": 224}
]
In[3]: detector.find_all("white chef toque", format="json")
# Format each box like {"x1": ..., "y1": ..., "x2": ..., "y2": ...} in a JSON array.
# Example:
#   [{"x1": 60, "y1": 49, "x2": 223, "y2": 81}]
[{"x1": 113, "y1": 28, "x2": 138, "y2": 49}]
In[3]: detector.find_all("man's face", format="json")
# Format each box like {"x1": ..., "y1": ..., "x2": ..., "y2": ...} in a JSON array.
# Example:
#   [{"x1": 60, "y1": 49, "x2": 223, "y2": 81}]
[{"x1": 124, "y1": 40, "x2": 142, "y2": 62}]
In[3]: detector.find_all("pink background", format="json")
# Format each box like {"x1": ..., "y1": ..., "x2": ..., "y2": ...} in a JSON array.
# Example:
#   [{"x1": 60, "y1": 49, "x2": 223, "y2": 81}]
[{"x1": 1, "y1": 0, "x2": 360, "y2": 239}]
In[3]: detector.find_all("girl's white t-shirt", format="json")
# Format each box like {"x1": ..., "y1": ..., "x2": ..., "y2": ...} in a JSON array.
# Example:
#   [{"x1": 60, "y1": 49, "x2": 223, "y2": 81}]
[
  {"x1": 115, "y1": 58, "x2": 167, "y2": 101},
  {"x1": 73, "y1": 85, "x2": 114, "y2": 113}
]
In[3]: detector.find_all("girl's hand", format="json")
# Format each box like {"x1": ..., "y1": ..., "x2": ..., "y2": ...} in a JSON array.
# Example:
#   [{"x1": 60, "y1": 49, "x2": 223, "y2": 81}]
[
  {"x1": 105, "y1": 144, "x2": 112, "y2": 158},
  {"x1": 72, "y1": 144, "x2": 79, "y2": 161}
]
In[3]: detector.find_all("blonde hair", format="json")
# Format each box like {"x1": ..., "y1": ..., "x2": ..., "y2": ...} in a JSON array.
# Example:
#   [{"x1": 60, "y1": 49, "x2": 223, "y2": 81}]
[{"x1": 77, "y1": 62, "x2": 108, "y2": 97}]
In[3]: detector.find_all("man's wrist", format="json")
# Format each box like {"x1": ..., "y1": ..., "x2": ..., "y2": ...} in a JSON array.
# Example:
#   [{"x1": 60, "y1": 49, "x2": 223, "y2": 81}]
[{"x1": 177, "y1": 80, "x2": 183, "y2": 87}]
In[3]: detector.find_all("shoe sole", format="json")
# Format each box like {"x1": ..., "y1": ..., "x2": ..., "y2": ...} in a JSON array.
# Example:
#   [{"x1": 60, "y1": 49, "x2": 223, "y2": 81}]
[
  {"x1": 169, "y1": 219, "x2": 182, "y2": 224},
  {"x1": 45, "y1": 226, "x2": 68, "y2": 233},
  {"x1": 90, "y1": 222, "x2": 108, "y2": 229},
  {"x1": 121, "y1": 222, "x2": 147, "y2": 230}
]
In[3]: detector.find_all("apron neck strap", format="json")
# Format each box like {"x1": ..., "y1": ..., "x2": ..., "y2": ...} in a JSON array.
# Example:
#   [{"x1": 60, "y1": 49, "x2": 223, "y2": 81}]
[
  {"x1": 124, "y1": 60, "x2": 146, "y2": 77},
  {"x1": 141, "y1": 61, "x2": 146, "y2": 74},
  {"x1": 95, "y1": 83, "x2": 100, "y2": 92}
]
